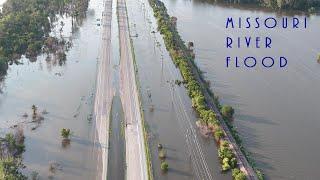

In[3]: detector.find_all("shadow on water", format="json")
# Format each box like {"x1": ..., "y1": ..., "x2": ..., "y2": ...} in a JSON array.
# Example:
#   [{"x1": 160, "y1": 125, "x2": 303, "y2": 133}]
[{"x1": 107, "y1": 96, "x2": 126, "y2": 180}]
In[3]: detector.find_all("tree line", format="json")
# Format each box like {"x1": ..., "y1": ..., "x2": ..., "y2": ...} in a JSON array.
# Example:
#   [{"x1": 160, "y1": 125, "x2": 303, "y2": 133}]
[{"x1": 214, "y1": 0, "x2": 320, "y2": 12}]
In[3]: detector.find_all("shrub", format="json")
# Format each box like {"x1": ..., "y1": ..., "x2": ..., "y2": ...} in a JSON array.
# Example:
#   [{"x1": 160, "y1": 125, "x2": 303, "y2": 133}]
[
  {"x1": 61, "y1": 128, "x2": 71, "y2": 139},
  {"x1": 256, "y1": 170, "x2": 264, "y2": 180},
  {"x1": 214, "y1": 127, "x2": 224, "y2": 141},
  {"x1": 221, "y1": 105, "x2": 235, "y2": 121},
  {"x1": 0, "y1": 158, "x2": 27, "y2": 180},
  {"x1": 218, "y1": 146, "x2": 234, "y2": 160},
  {"x1": 222, "y1": 161, "x2": 231, "y2": 171},
  {"x1": 232, "y1": 168, "x2": 247, "y2": 180},
  {"x1": 160, "y1": 161, "x2": 169, "y2": 172},
  {"x1": 230, "y1": 157, "x2": 237, "y2": 168}
]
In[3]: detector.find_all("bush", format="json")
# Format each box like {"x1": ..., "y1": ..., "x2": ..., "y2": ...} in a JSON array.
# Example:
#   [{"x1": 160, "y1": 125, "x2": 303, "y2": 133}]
[
  {"x1": 61, "y1": 128, "x2": 71, "y2": 139},
  {"x1": 160, "y1": 161, "x2": 169, "y2": 172},
  {"x1": 222, "y1": 161, "x2": 231, "y2": 171},
  {"x1": 232, "y1": 168, "x2": 247, "y2": 180},
  {"x1": 4, "y1": 133, "x2": 25, "y2": 156},
  {"x1": 317, "y1": 54, "x2": 320, "y2": 63},
  {"x1": 230, "y1": 157, "x2": 237, "y2": 168},
  {"x1": 214, "y1": 128, "x2": 224, "y2": 141},
  {"x1": 221, "y1": 105, "x2": 235, "y2": 121},
  {"x1": 0, "y1": 158, "x2": 27, "y2": 180},
  {"x1": 218, "y1": 146, "x2": 234, "y2": 160},
  {"x1": 256, "y1": 170, "x2": 264, "y2": 180}
]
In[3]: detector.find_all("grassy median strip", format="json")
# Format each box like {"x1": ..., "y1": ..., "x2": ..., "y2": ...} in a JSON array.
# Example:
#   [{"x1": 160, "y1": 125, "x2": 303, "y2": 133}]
[{"x1": 147, "y1": 0, "x2": 263, "y2": 179}]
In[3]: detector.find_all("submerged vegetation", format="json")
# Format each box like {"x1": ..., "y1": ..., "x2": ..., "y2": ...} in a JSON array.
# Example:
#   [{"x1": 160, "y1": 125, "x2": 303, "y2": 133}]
[
  {"x1": 160, "y1": 161, "x2": 168, "y2": 172},
  {"x1": 61, "y1": 128, "x2": 71, "y2": 148},
  {"x1": 0, "y1": 0, "x2": 89, "y2": 75},
  {"x1": 61, "y1": 128, "x2": 71, "y2": 139},
  {"x1": 0, "y1": 127, "x2": 26, "y2": 179},
  {"x1": 148, "y1": 0, "x2": 263, "y2": 179},
  {"x1": 221, "y1": 105, "x2": 235, "y2": 122},
  {"x1": 0, "y1": 158, "x2": 26, "y2": 180}
]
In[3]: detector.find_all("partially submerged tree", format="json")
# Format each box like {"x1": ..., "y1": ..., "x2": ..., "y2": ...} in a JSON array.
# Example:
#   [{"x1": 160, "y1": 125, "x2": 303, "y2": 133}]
[
  {"x1": 61, "y1": 128, "x2": 71, "y2": 139},
  {"x1": 32, "y1": 105, "x2": 37, "y2": 119},
  {"x1": 160, "y1": 161, "x2": 169, "y2": 172},
  {"x1": 221, "y1": 105, "x2": 235, "y2": 121},
  {"x1": 61, "y1": 128, "x2": 71, "y2": 148}
]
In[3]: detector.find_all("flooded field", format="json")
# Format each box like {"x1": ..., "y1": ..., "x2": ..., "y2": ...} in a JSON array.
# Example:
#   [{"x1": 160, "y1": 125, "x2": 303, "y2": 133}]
[
  {"x1": 161, "y1": 0, "x2": 320, "y2": 179},
  {"x1": 0, "y1": 0, "x2": 104, "y2": 178}
]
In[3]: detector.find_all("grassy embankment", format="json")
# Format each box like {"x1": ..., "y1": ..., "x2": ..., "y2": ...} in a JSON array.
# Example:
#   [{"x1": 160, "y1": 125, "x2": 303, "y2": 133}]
[
  {"x1": 0, "y1": 0, "x2": 89, "y2": 75},
  {"x1": 148, "y1": 0, "x2": 263, "y2": 179}
]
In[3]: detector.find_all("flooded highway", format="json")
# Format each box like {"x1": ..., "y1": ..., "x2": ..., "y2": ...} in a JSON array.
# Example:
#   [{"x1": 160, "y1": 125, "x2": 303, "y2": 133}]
[
  {"x1": 126, "y1": 0, "x2": 231, "y2": 179},
  {"x1": 107, "y1": 96, "x2": 126, "y2": 180}
]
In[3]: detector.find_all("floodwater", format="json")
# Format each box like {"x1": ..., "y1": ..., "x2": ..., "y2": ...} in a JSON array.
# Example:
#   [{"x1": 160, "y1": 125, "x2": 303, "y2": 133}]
[
  {"x1": 107, "y1": 0, "x2": 126, "y2": 177},
  {"x1": 0, "y1": 0, "x2": 104, "y2": 179},
  {"x1": 126, "y1": 0, "x2": 231, "y2": 179},
  {"x1": 107, "y1": 96, "x2": 126, "y2": 180},
  {"x1": 161, "y1": 0, "x2": 320, "y2": 179}
]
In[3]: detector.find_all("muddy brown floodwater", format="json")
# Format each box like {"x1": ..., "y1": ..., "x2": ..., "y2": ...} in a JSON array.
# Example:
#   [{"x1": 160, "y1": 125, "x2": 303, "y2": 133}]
[
  {"x1": 0, "y1": 0, "x2": 105, "y2": 179},
  {"x1": 161, "y1": 0, "x2": 320, "y2": 179}
]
